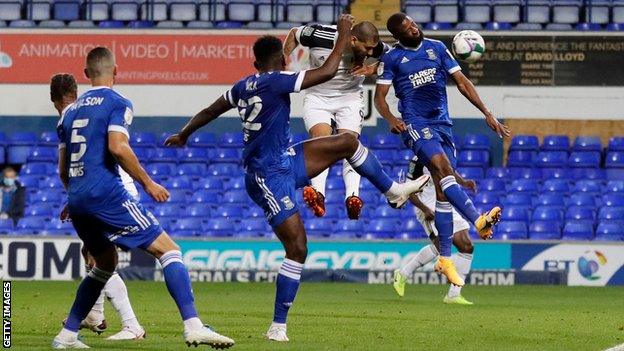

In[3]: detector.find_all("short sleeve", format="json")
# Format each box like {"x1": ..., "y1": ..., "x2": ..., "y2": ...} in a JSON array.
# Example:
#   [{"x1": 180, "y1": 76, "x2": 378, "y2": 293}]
[
  {"x1": 271, "y1": 71, "x2": 307, "y2": 95},
  {"x1": 439, "y1": 42, "x2": 461, "y2": 74},
  {"x1": 376, "y1": 53, "x2": 395, "y2": 85},
  {"x1": 224, "y1": 81, "x2": 243, "y2": 108},
  {"x1": 108, "y1": 99, "x2": 133, "y2": 138},
  {"x1": 295, "y1": 24, "x2": 336, "y2": 49}
]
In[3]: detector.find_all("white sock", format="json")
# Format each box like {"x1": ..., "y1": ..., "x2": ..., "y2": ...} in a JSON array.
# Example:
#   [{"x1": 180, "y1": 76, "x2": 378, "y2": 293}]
[
  {"x1": 271, "y1": 322, "x2": 287, "y2": 329},
  {"x1": 342, "y1": 159, "x2": 361, "y2": 199},
  {"x1": 310, "y1": 168, "x2": 329, "y2": 196},
  {"x1": 448, "y1": 252, "x2": 473, "y2": 297},
  {"x1": 91, "y1": 291, "x2": 105, "y2": 314},
  {"x1": 183, "y1": 317, "x2": 204, "y2": 332},
  {"x1": 58, "y1": 327, "x2": 78, "y2": 340},
  {"x1": 103, "y1": 273, "x2": 141, "y2": 329},
  {"x1": 399, "y1": 244, "x2": 439, "y2": 277},
  {"x1": 384, "y1": 181, "x2": 400, "y2": 197}
]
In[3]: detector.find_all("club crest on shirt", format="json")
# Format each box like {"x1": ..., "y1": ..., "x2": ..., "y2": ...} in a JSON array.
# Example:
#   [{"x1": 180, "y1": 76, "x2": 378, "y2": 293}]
[
  {"x1": 421, "y1": 127, "x2": 433, "y2": 140},
  {"x1": 281, "y1": 196, "x2": 295, "y2": 210},
  {"x1": 377, "y1": 62, "x2": 384, "y2": 76},
  {"x1": 426, "y1": 49, "x2": 437, "y2": 60},
  {"x1": 123, "y1": 107, "x2": 133, "y2": 127},
  {"x1": 302, "y1": 26, "x2": 314, "y2": 37}
]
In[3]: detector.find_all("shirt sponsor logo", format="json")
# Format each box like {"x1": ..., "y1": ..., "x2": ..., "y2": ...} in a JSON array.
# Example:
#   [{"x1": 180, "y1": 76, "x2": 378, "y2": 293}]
[{"x1": 408, "y1": 68, "x2": 437, "y2": 88}]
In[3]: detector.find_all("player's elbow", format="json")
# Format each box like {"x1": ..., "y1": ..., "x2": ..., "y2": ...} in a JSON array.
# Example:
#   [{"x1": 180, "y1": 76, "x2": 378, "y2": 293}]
[{"x1": 108, "y1": 142, "x2": 127, "y2": 158}]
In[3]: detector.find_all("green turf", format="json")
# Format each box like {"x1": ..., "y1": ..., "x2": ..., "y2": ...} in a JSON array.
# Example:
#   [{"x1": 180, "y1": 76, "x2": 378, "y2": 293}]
[{"x1": 10, "y1": 281, "x2": 624, "y2": 350}]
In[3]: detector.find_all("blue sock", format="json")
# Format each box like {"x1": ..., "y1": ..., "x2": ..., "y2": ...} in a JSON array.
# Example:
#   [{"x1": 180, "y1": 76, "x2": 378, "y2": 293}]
[
  {"x1": 64, "y1": 267, "x2": 112, "y2": 332},
  {"x1": 435, "y1": 201, "x2": 454, "y2": 257},
  {"x1": 160, "y1": 250, "x2": 198, "y2": 321},
  {"x1": 273, "y1": 258, "x2": 303, "y2": 324},
  {"x1": 440, "y1": 175, "x2": 480, "y2": 224},
  {"x1": 348, "y1": 142, "x2": 394, "y2": 193}
]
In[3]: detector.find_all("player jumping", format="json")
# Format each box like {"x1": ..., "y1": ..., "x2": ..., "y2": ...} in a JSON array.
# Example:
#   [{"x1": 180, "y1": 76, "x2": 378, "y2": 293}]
[
  {"x1": 374, "y1": 13, "x2": 510, "y2": 287},
  {"x1": 393, "y1": 157, "x2": 477, "y2": 305},
  {"x1": 165, "y1": 15, "x2": 430, "y2": 342},
  {"x1": 283, "y1": 21, "x2": 389, "y2": 219},
  {"x1": 50, "y1": 73, "x2": 146, "y2": 340},
  {"x1": 52, "y1": 48, "x2": 234, "y2": 349}
]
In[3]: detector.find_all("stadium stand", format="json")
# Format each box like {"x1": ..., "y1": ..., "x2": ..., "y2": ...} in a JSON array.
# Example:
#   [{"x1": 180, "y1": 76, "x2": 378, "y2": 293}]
[
  {"x1": 1, "y1": 0, "x2": 623, "y2": 29},
  {"x1": 2, "y1": 131, "x2": 622, "y2": 241}
]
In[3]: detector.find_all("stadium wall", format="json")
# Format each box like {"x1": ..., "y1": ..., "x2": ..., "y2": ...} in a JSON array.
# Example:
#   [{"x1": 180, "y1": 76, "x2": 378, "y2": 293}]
[{"x1": 1, "y1": 237, "x2": 621, "y2": 286}]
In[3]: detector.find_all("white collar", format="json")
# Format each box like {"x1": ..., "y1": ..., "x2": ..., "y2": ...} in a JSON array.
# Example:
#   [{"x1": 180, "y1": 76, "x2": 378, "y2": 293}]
[
  {"x1": 61, "y1": 103, "x2": 73, "y2": 116},
  {"x1": 86, "y1": 86, "x2": 111, "y2": 92},
  {"x1": 398, "y1": 42, "x2": 423, "y2": 51}
]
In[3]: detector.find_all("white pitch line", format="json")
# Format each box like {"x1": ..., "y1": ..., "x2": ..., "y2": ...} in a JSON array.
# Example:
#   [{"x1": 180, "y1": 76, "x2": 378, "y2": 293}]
[{"x1": 605, "y1": 343, "x2": 624, "y2": 351}]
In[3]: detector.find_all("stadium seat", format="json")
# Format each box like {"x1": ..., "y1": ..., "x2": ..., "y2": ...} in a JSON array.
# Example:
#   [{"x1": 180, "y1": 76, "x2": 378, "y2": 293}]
[
  {"x1": 502, "y1": 206, "x2": 530, "y2": 222},
  {"x1": 425, "y1": 22, "x2": 454, "y2": 30},
  {"x1": 458, "y1": 150, "x2": 489, "y2": 168},
  {"x1": 507, "y1": 151, "x2": 536, "y2": 167},
  {"x1": 223, "y1": 177, "x2": 245, "y2": 192},
  {"x1": 83, "y1": 1, "x2": 109, "y2": 21},
  {"x1": 39, "y1": 176, "x2": 64, "y2": 189},
  {"x1": 502, "y1": 193, "x2": 532, "y2": 208},
  {"x1": 179, "y1": 147, "x2": 210, "y2": 163},
  {"x1": 43, "y1": 218, "x2": 75, "y2": 236},
  {"x1": 493, "y1": 0, "x2": 521, "y2": 22},
  {"x1": 167, "y1": 189, "x2": 189, "y2": 203},
  {"x1": 608, "y1": 137, "x2": 624, "y2": 152},
  {"x1": 542, "y1": 167, "x2": 572, "y2": 180},
  {"x1": 615, "y1": 0, "x2": 624, "y2": 23},
  {"x1": 603, "y1": 180, "x2": 624, "y2": 193},
  {"x1": 433, "y1": 0, "x2": 459, "y2": 23},
  {"x1": 573, "y1": 179, "x2": 601, "y2": 194},
  {"x1": 508, "y1": 167, "x2": 542, "y2": 180},
  {"x1": 39, "y1": 132, "x2": 59, "y2": 146},
  {"x1": 31, "y1": 189, "x2": 64, "y2": 204},
  {"x1": 480, "y1": 178, "x2": 506, "y2": 194},
  {"x1": 545, "y1": 23, "x2": 573, "y2": 30},
  {"x1": 305, "y1": 218, "x2": 332, "y2": 237},
  {"x1": 607, "y1": 22, "x2": 624, "y2": 31},
  {"x1": 565, "y1": 206, "x2": 595, "y2": 221},
  {"x1": 227, "y1": 1, "x2": 254, "y2": 21},
  {"x1": 536, "y1": 151, "x2": 568, "y2": 168},
  {"x1": 495, "y1": 221, "x2": 528, "y2": 240},
  {"x1": 19, "y1": 175, "x2": 42, "y2": 188},
  {"x1": 170, "y1": 2, "x2": 197, "y2": 21},
  {"x1": 529, "y1": 221, "x2": 561, "y2": 240},
  {"x1": 333, "y1": 219, "x2": 364, "y2": 238},
  {"x1": 286, "y1": 2, "x2": 313, "y2": 23},
  {"x1": 405, "y1": 0, "x2": 433, "y2": 24},
  {"x1": 131, "y1": 132, "x2": 156, "y2": 148},
  {"x1": 0, "y1": 1, "x2": 22, "y2": 21},
  {"x1": 184, "y1": 203, "x2": 211, "y2": 217},
  {"x1": 510, "y1": 135, "x2": 539, "y2": 151},
  {"x1": 127, "y1": 20, "x2": 154, "y2": 28},
  {"x1": 585, "y1": 0, "x2": 611, "y2": 23},
  {"x1": 207, "y1": 164, "x2": 237, "y2": 178},
  {"x1": 567, "y1": 193, "x2": 597, "y2": 208},
  {"x1": 111, "y1": 1, "x2": 139, "y2": 21},
  {"x1": 275, "y1": 21, "x2": 301, "y2": 30},
  {"x1": 317, "y1": 0, "x2": 346, "y2": 23},
  {"x1": 26, "y1": 203, "x2": 55, "y2": 217},
  {"x1": 152, "y1": 203, "x2": 180, "y2": 218},
  {"x1": 172, "y1": 218, "x2": 203, "y2": 236},
  {"x1": 462, "y1": 134, "x2": 490, "y2": 150},
  {"x1": 602, "y1": 193, "x2": 624, "y2": 207},
  {"x1": 153, "y1": 148, "x2": 178, "y2": 162},
  {"x1": 595, "y1": 222, "x2": 624, "y2": 241},
  {"x1": 376, "y1": 152, "x2": 395, "y2": 167},
  {"x1": 541, "y1": 179, "x2": 570, "y2": 193},
  {"x1": 9, "y1": 20, "x2": 37, "y2": 27},
  {"x1": 475, "y1": 192, "x2": 501, "y2": 205},
  {"x1": 157, "y1": 21, "x2": 184, "y2": 28},
  {"x1": 526, "y1": 0, "x2": 551, "y2": 23},
  {"x1": 187, "y1": 21, "x2": 214, "y2": 28},
  {"x1": 325, "y1": 177, "x2": 345, "y2": 192},
  {"x1": 213, "y1": 204, "x2": 244, "y2": 220},
  {"x1": 573, "y1": 136, "x2": 602, "y2": 152},
  {"x1": 455, "y1": 22, "x2": 483, "y2": 29},
  {"x1": 146, "y1": 163, "x2": 176, "y2": 178},
  {"x1": 16, "y1": 216, "x2": 47, "y2": 234},
  {"x1": 198, "y1": 0, "x2": 225, "y2": 21},
  {"x1": 8, "y1": 145, "x2": 33, "y2": 164},
  {"x1": 552, "y1": 0, "x2": 581, "y2": 24},
  {"x1": 222, "y1": 190, "x2": 248, "y2": 204},
  {"x1": 541, "y1": 135, "x2": 569, "y2": 151},
  {"x1": 359, "y1": 191, "x2": 380, "y2": 206},
  {"x1": 572, "y1": 168, "x2": 605, "y2": 180},
  {"x1": 568, "y1": 151, "x2": 601, "y2": 168},
  {"x1": 575, "y1": 22, "x2": 602, "y2": 30},
  {"x1": 366, "y1": 219, "x2": 397, "y2": 239},
  {"x1": 99, "y1": 20, "x2": 125, "y2": 28},
  {"x1": 535, "y1": 193, "x2": 566, "y2": 209},
  {"x1": 190, "y1": 190, "x2": 220, "y2": 203},
  {"x1": 509, "y1": 179, "x2": 539, "y2": 194},
  {"x1": 484, "y1": 21, "x2": 513, "y2": 29},
  {"x1": 213, "y1": 148, "x2": 241, "y2": 164},
  {"x1": 177, "y1": 163, "x2": 207, "y2": 179},
  {"x1": 140, "y1": 1, "x2": 167, "y2": 21},
  {"x1": 485, "y1": 167, "x2": 508, "y2": 179},
  {"x1": 398, "y1": 218, "x2": 428, "y2": 240},
  {"x1": 397, "y1": 149, "x2": 415, "y2": 165},
  {"x1": 220, "y1": 133, "x2": 244, "y2": 148},
  {"x1": 0, "y1": 218, "x2": 14, "y2": 234},
  {"x1": 606, "y1": 152, "x2": 624, "y2": 168},
  {"x1": 374, "y1": 206, "x2": 401, "y2": 219},
  {"x1": 562, "y1": 221, "x2": 594, "y2": 240},
  {"x1": 20, "y1": 162, "x2": 51, "y2": 176},
  {"x1": 28, "y1": 146, "x2": 56, "y2": 162},
  {"x1": 238, "y1": 218, "x2": 270, "y2": 237},
  {"x1": 40, "y1": 20, "x2": 67, "y2": 28},
  {"x1": 188, "y1": 132, "x2": 217, "y2": 147},
  {"x1": 164, "y1": 176, "x2": 192, "y2": 190},
  {"x1": 457, "y1": 167, "x2": 484, "y2": 180},
  {"x1": 598, "y1": 207, "x2": 624, "y2": 222},
  {"x1": 53, "y1": 0, "x2": 80, "y2": 20},
  {"x1": 372, "y1": 134, "x2": 401, "y2": 149}
]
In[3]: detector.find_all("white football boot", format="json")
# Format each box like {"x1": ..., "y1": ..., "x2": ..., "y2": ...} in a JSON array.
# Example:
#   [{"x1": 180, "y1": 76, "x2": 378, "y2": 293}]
[
  {"x1": 184, "y1": 325, "x2": 234, "y2": 349},
  {"x1": 266, "y1": 323, "x2": 289, "y2": 342},
  {"x1": 52, "y1": 335, "x2": 90, "y2": 349},
  {"x1": 106, "y1": 325, "x2": 146, "y2": 340},
  {"x1": 386, "y1": 174, "x2": 430, "y2": 208}
]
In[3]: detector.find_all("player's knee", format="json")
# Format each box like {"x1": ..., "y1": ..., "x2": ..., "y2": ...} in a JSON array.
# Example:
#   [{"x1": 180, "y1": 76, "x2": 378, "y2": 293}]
[
  {"x1": 288, "y1": 242, "x2": 308, "y2": 263},
  {"x1": 337, "y1": 132, "x2": 359, "y2": 154},
  {"x1": 459, "y1": 240, "x2": 474, "y2": 254}
]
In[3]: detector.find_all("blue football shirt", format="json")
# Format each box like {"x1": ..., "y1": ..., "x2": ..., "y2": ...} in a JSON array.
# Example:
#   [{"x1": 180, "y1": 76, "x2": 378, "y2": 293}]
[{"x1": 377, "y1": 39, "x2": 460, "y2": 127}]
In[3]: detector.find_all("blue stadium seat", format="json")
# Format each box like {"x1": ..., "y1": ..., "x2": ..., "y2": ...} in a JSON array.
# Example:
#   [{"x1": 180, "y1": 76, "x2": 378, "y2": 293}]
[
  {"x1": 18, "y1": 175, "x2": 42, "y2": 188},
  {"x1": 495, "y1": 221, "x2": 528, "y2": 240},
  {"x1": 179, "y1": 147, "x2": 210, "y2": 163},
  {"x1": 146, "y1": 163, "x2": 176, "y2": 177},
  {"x1": 131, "y1": 132, "x2": 156, "y2": 148},
  {"x1": 603, "y1": 180, "x2": 624, "y2": 193},
  {"x1": 508, "y1": 167, "x2": 542, "y2": 180},
  {"x1": 177, "y1": 163, "x2": 207, "y2": 179},
  {"x1": 567, "y1": 193, "x2": 597, "y2": 208},
  {"x1": 133, "y1": 147, "x2": 153, "y2": 161},
  {"x1": 0, "y1": 1, "x2": 22, "y2": 21},
  {"x1": 28, "y1": 146, "x2": 56, "y2": 162},
  {"x1": 199, "y1": 0, "x2": 225, "y2": 21},
  {"x1": 510, "y1": 135, "x2": 539, "y2": 151},
  {"x1": 8, "y1": 145, "x2": 33, "y2": 164},
  {"x1": 53, "y1": 0, "x2": 80, "y2": 20},
  {"x1": 222, "y1": 177, "x2": 244, "y2": 192},
  {"x1": 170, "y1": 1, "x2": 197, "y2": 21},
  {"x1": 286, "y1": 2, "x2": 313, "y2": 23},
  {"x1": 213, "y1": 204, "x2": 244, "y2": 219},
  {"x1": 172, "y1": 218, "x2": 203, "y2": 236},
  {"x1": 167, "y1": 189, "x2": 189, "y2": 204},
  {"x1": 541, "y1": 135, "x2": 569, "y2": 151},
  {"x1": 398, "y1": 218, "x2": 428, "y2": 240},
  {"x1": 479, "y1": 178, "x2": 506, "y2": 194},
  {"x1": 372, "y1": 134, "x2": 401, "y2": 149},
  {"x1": 83, "y1": 0, "x2": 109, "y2": 21},
  {"x1": 615, "y1": 0, "x2": 624, "y2": 23},
  {"x1": 99, "y1": 20, "x2": 125, "y2": 28},
  {"x1": 536, "y1": 151, "x2": 568, "y2": 168},
  {"x1": 475, "y1": 192, "x2": 501, "y2": 205},
  {"x1": 458, "y1": 150, "x2": 489, "y2": 168},
  {"x1": 598, "y1": 207, "x2": 624, "y2": 222},
  {"x1": 573, "y1": 136, "x2": 601, "y2": 152},
  {"x1": 595, "y1": 222, "x2": 624, "y2": 241},
  {"x1": 359, "y1": 191, "x2": 379, "y2": 206},
  {"x1": 501, "y1": 206, "x2": 529, "y2": 222},
  {"x1": 227, "y1": 1, "x2": 254, "y2": 21},
  {"x1": 606, "y1": 152, "x2": 624, "y2": 168},
  {"x1": 575, "y1": 22, "x2": 602, "y2": 30},
  {"x1": 544, "y1": 23, "x2": 573, "y2": 30},
  {"x1": 140, "y1": 1, "x2": 167, "y2": 21},
  {"x1": 565, "y1": 206, "x2": 595, "y2": 221},
  {"x1": 584, "y1": 0, "x2": 611, "y2": 23},
  {"x1": 127, "y1": 20, "x2": 154, "y2": 28},
  {"x1": 20, "y1": 162, "x2": 52, "y2": 177},
  {"x1": 0, "y1": 20, "x2": 5, "y2": 27},
  {"x1": 374, "y1": 206, "x2": 400, "y2": 219},
  {"x1": 502, "y1": 193, "x2": 532, "y2": 208},
  {"x1": 573, "y1": 179, "x2": 601, "y2": 194},
  {"x1": 484, "y1": 21, "x2": 513, "y2": 29},
  {"x1": 542, "y1": 167, "x2": 572, "y2": 180},
  {"x1": 184, "y1": 203, "x2": 211, "y2": 217},
  {"x1": 207, "y1": 164, "x2": 237, "y2": 178},
  {"x1": 220, "y1": 132, "x2": 244, "y2": 148},
  {"x1": 562, "y1": 221, "x2": 594, "y2": 240},
  {"x1": 213, "y1": 148, "x2": 241, "y2": 164},
  {"x1": 222, "y1": 190, "x2": 248, "y2": 204},
  {"x1": 376, "y1": 152, "x2": 395, "y2": 167},
  {"x1": 608, "y1": 137, "x2": 624, "y2": 152},
  {"x1": 16, "y1": 216, "x2": 47, "y2": 234},
  {"x1": 275, "y1": 21, "x2": 301, "y2": 30},
  {"x1": 508, "y1": 179, "x2": 539, "y2": 194},
  {"x1": 455, "y1": 22, "x2": 483, "y2": 29},
  {"x1": 156, "y1": 21, "x2": 184, "y2": 28},
  {"x1": 305, "y1": 218, "x2": 332, "y2": 237},
  {"x1": 397, "y1": 149, "x2": 414, "y2": 165},
  {"x1": 526, "y1": 0, "x2": 551, "y2": 23},
  {"x1": 39, "y1": 131, "x2": 59, "y2": 146},
  {"x1": 188, "y1": 132, "x2": 217, "y2": 147},
  {"x1": 529, "y1": 221, "x2": 561, "y2": 240},
  {"x1": 405, "y1": 0, "x2": 433, "y2": 24},
  {"x1": 39, "y1": 176, "x2": 64, "y2": 189},
  {"x1": 333, "y1": 219, "x2": 364, "y2": 238},
  {"x1": 43, "y1": 218, "x2": 75, "y2": 236},
  {"x1": 572, "y1": 168, "x2": 605, "y2": 180},
  {"x1": 316, "y1": 0, "x2": 346, "y2": 23},
  {"x1": 552, "y1": 0, "x2": 581, "y2": 24},
  {"x1": 493, "y1": 0, "x2": 521, "y2": 22},
  {"x1": 153, "y1": 148, "x2": 178, "y2": 162},
  {"x1": 10, "y1": 20, "x2": 38, "y2": 27},
  {"x1": 507, "y1": 151, "x2": 536, "y2": 167},
  {"x1": 462, "y1": 134, "x2": 490, "y2": 150},
  {"x1": 152, "y1": 203, "x2": 180, "y2": 218},
  {"x1": 568, "y1": 151, "x2": 600, "y2": 168},
  {"x1": 535, "y1": 193, "x2": 566, "y2": 209},
  {"x1": 541, "y1": 179, "x2": 569, "y2": 193},
  {"x1": 365, "y1": 219, "x2": 397, "y2": 239},
  {"x1": 457, "y1": 167, "x2": 484, "y2": 180},
  {"x1": 9, "y1": 132, "x2": 37, "y2": 146},
  {"x1": 607, "y1": 23, "x2": 624, "y2": 31},
  {"x1": 31, "y1": 189, "x2": 64, "y2": 203},
  {"x1": 602, "y1": 193, "x2": 624, "y2": 207},
  {"x1": 485, "y1": 167, "x2": 508, "y2": 179},
  {"x1": 245, "y1": 21, "x2": 274, "y2": 29},
  {"x1": 190, "y1": 190, "x2": 220, "y2": 203},
  {"x1": 425, "y1": 22, "x2": 455, "y2": 30},
  {"x1": 26, "y1": 203, "x2": 55, "y2": 217},
  {"x1": 433, "y1": 0, "x2": 459, "y2": 23},
  {"x1": 239, "y1": 218, "x2": 270, "y2": 237},
  {"x1": 325, "y1": 177, "x2": 345, "y2": 192},
  {"x1": 164, "y1": 176, "x2": 192, "y2": 190}
]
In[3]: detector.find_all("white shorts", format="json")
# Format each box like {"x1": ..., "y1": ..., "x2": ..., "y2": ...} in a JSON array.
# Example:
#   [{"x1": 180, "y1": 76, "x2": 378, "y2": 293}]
[
  {"x1": 414, "y1": 177, "x2": 471, "y2": 237},
  {"x1": 303, "y1": 91, "x2": 364, "y2": 134}
]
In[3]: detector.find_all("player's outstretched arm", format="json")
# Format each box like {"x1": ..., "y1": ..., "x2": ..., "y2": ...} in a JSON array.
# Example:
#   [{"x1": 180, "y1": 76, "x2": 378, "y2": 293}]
[
  {"x1": 165, "y1": 96, "x2": 232, "y2": 147},
  {"x1": 108, "y1": 132, "x2": 169, "y2": 202},
  {"x1": 451, "y1": 71, "x2": 510, "y2": 138},
  {"x1": 299, "y1": 14, "x2": 353, "y2": 90},
  {"x1": 374, "y1": 84, "x2": 406, "y2": 134}
]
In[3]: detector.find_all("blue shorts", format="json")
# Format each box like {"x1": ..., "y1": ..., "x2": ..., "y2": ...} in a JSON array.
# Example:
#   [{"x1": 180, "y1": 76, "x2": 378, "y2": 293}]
[
  {"x1": 400, "y1": 123, "x2": 457, "y2": 169},
  {"x1": 70, "y1": 197, "x2": 163, "y2": 255},
  {"x1": 245, "y1": 142, "x2": 310, "y2": 228}
]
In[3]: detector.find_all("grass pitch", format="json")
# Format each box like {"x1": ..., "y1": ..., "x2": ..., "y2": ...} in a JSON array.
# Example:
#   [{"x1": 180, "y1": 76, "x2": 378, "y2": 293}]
[{"x1": 11, "y1": 281, "x2": 624, "y2": 350}]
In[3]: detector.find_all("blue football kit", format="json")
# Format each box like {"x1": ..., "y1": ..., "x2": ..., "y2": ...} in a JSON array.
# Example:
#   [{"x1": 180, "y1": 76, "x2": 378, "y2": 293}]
[
  {"x1": 57, "y1": 86, "x2": 162, "y2": 254},
  {"x1": 224, "y1": 71, "x2": 310, "y2": 228},
  {"x1": 377, "y1": 38, "x2": 461, "y2": 167}
]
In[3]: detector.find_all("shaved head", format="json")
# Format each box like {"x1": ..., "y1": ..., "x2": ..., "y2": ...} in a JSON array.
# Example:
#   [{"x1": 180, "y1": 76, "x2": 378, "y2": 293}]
[
  {"x1": 352, "y1": 21, "x2": 379, "y2": 43},
  {"x1": 85, "y1": 47, "x2": 115, "y2": 79}
]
